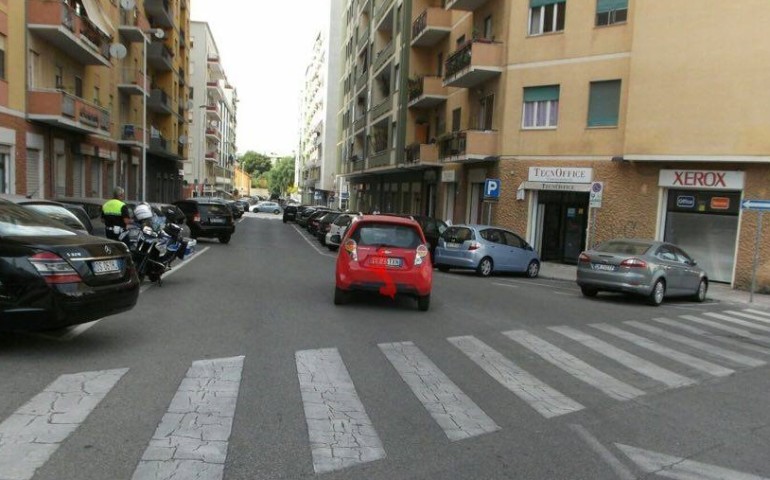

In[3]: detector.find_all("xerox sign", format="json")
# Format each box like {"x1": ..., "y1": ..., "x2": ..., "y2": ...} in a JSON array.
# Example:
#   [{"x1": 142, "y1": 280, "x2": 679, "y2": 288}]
[{"x1": 659, "y1": 170, "x2": 745, "y2": 190}]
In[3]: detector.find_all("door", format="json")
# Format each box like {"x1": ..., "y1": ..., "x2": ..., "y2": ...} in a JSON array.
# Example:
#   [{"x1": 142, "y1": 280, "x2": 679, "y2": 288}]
[
  {"x1": 26, "y1": 149, "x2": 42, "y2": 198},
  {"x1": 468, "y1": 183, "x2": 483, "y2": 224},
  {"x1": 673, "y1": 246, "x2": 702, "y2": 292},
  {"x1": 502, "y1": 231, "x2": 530, "y2": 271},
  {"x1": 654, "y1": 245, "x2": 685, "y2": 294},
  {"x1": 479, "y1": 228, "x2": 506, "y2": 268},
  {"x1": 539, "y1": 191, "x2": 589, "y2": 264},
  {"x1": 444, "y1": 183, "x2": 455, "y2": 223}
]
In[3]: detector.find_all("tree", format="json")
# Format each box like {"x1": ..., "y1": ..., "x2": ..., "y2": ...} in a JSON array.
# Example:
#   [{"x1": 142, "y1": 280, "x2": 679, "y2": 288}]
[
  {"x1": 239, "y1": 151, "x2": 272, "y2": 176},
  {"x1": 267, "y1": 156, "x2": 295, "y2": 196}
]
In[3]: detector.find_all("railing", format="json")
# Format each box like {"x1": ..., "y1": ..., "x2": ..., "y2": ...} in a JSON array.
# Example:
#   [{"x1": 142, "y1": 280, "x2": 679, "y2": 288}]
[
  {"x1": 120, "y1": 68, "x2": 148, "y2": 90},
  {"x1": 28, "y1": 0, "x2": 110, "y2": 57},
  {"x1": 354, "y1": 113, "x2": 367, "y2": 132},
  {"x1": 412, "y1": 10, "x2": 428, "y2": 39},
  {"x1": 148, "y1": 42, "x2": 173, "y2": 66},
  {"x1": 120, "y1": 124, "x2": 145, "y2": 143},
  {"x1": 206, "y1": 127, "x2": 221, "y2": 139},
  {"x1": 356, "y1": 71, "x2": 368, "y2": 91},
  {"x1": 367, "y1": 149, "x2": 392, "y2": 168},
  {"x1": 405, "y1": 143, "x2": 422, "y2": 163},
  {"x1": 445, "y1": 40, "x2": 474, "y2": 79},
  {"x1": 206, "y1": 104, "x2": 221, "y2": 116},
  {"x1": 150, "y1": 88, "x2": 170, "y2": 109},
  {"x1": 374, "y1": 0, "x2": 394, "y2": 26},
  {"x1": 370, "y1": 96, "x2": 391, "y2": 120},
  {"x1": 28, "y1": 89, "x2": 111, "y2": 131},
  {"x1": 357, "y1": 26, "x2": 370, "y2": 50},
  {"x1": 438, "y1": 131, "x2": 466, "y2": 159},
  {"x1": 408, "y1": 77, "x2": 424, "y2": 103},
  {"x1": 372, "y1": 40, "x2": 394, "y2": 73}
]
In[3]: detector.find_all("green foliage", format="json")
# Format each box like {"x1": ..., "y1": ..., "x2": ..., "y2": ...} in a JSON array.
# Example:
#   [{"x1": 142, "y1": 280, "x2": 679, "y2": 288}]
[
  {"x1": 267, "y1": 156, "x2": 295, "y2": 196},
  {"x1": 240, "y1": 151, "x2": 273, "y2": 176}
]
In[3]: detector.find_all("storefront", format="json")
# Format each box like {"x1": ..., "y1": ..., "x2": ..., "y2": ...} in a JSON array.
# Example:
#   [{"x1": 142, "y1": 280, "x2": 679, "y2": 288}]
[
  {"x1": 523, "y1": 167, "x2": 592, "y2": 264},
  {"x1": 658, "y1": 169, "x2": 744, "y2": 283},
  {"x1": 349, "y1": 168, "x2": 439, "y2": 215}
]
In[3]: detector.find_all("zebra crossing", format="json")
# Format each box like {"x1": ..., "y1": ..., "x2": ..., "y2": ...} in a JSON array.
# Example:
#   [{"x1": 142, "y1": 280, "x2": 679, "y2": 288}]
[{"x1": 2, "y1": 308, "x2": 770, "y2": 479}]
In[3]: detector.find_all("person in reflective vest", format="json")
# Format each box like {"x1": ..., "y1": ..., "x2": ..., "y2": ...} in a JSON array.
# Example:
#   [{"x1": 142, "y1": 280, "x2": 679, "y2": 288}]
[{"x1": 102, "y1": 187, "x2": 132, "y2": 240}]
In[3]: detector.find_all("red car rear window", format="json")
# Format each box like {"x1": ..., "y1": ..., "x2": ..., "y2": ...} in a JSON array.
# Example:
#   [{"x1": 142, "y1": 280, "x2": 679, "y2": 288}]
[{"x1": 350, "y1": 222, "x2": 422, "y2": 249}]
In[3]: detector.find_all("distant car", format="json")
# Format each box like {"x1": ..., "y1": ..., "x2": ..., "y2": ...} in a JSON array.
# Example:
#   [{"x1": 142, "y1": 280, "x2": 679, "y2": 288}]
[
  {"x1": 225, "y1": 200, "x2": 244, "y2": 219},
  {"x1": 252, "y1": 201, "x2": 282, "y2": 214},
  {"x1": 296, "y1": 206, "x2": 332, "y2": 227},
  {"x1": 434, "y1": 224, "x2": 540, "y2": 278},
  {"x1": 0, "y1": 198, "x2": 140, "y2": 331},
  {"x1": 173, "y1": 198, "x2": 235, "y2": 244},
  {"x1": 307, "y1": 210, "x2": 336, "y2": 236},
  {"x1": 334, "y1": 215, "x2": 433, "y2": 311},
  {"x1": 234, "y1": 199, "x2": 251, "y2": 215},
  {"x1": 283, "y1": 204, "x2": 301, "y2": 223},
  {"x1": 325, "y1": 213, "x2": 359, "y2": 251},
  {"x1": 576, "y1": 239, "x2": 709, "y2": 306},
  {"x1": 316, "y1": 212, "x2": 343, "y2": 244}
]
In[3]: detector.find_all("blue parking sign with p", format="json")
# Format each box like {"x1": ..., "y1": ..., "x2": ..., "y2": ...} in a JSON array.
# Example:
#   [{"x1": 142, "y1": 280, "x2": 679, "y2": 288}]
[{"x1": 484, "y1": 178, "x2": 501, "y2": 200}]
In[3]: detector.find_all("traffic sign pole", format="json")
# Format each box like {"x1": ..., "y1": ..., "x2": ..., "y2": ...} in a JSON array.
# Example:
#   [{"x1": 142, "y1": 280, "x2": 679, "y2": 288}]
[{"x1": 750, "y1": 211, "x2": 763, "y2": 303}]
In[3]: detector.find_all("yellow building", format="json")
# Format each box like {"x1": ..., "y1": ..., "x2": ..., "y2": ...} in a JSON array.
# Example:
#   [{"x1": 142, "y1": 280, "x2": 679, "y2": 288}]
[
  {"x1": 232, "y1": 164, "x2": 251, "y2": 197},
  {"x1": 0, "y1": 0, "x2": 189, "y2": 203}
]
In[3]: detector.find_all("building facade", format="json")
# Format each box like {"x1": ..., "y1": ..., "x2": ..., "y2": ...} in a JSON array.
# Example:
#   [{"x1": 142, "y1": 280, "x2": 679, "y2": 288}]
[
  {"x1": 184, "y1": 21, "x2": 237, "y2": 198},
  {"x1": 0, "y1": 0, "x2": 190, "y2": 203},
  {"x1": 298, "y1": 0, "x2": 344, "y2": 206}
]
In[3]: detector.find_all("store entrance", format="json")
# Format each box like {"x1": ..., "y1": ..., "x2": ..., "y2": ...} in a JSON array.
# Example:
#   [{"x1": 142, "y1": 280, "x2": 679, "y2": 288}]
[{"x1": 537, "y1": 191, "x2": 589, "y2": 264}]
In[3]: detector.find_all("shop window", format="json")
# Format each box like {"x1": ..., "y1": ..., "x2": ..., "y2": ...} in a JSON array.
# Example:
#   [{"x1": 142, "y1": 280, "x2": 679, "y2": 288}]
[
  {"x1": 522, "y1": 85, "x2": 559, "y2": 128},
  {"x1": 587, "y1": 80, "x2": 621, "y2": 127},
  {"x1": 596, "y1": 0, "x2": 628, "y2": 26},
  {"x1": 529, "y1": 0, "x2": 566, "y2": 36}
]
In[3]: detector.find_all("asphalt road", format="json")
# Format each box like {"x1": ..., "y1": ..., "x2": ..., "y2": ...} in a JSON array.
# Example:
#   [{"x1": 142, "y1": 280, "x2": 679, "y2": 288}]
[{"x1": 1, "y1": 213, "x2": 770, "y2": 480}]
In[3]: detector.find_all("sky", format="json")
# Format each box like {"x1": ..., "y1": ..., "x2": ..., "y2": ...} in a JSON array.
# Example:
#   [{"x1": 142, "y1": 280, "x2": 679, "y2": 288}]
[{"x1": 190, "y1": 0, "x2": 331, "y2": 157}]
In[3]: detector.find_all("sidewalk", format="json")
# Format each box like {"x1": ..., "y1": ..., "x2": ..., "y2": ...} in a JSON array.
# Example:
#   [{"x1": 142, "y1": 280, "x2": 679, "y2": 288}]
[{"x1": 539, "y1": 262, "x2": 770, "y2": 308}]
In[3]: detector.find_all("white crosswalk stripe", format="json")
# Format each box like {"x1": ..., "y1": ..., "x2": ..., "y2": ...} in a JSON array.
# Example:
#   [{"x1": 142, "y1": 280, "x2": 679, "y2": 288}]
[
  {"x1": 726, "y1": 310, "x2": 770, "y2": 325},
  {"x1": 625, "y1": 321, "x2": 766, "y2": 368},
  {"x1": 0, "y1": 369, "x2": 128, "y2": 480},
  {"x1": 502, "y1": 330, "x2": 645, "y2": 401},
  {"x1": 703, "y1": 312, "x2": 770, "y2": 333},
  {"x1": 549, "y1": 326, "x2": 696, "y2": 388},
  {"x1": 653, "y1": 317, "x2": 770, "y2": 356},
  {"x1": 590, "y1": 324, "x2": 735, "y2": 377},
  {"x1": 131, "y1": 357, "x2": 244, "y2": 480},
  {"x1": 744, "y1": 308, "x2": 770, "y2": 319},
  {"x1": 448, "y1": 335, "x2": 584, "y2": 418},
  {"x1": 295, "y1": 348, "x2": 386, "y2": 474},
  {"x1": 379, "y1": 341, "x2": 500, "y2": 441},
  {"x1": 680, "y1": 315, "x2": 770, "y2": 343}
]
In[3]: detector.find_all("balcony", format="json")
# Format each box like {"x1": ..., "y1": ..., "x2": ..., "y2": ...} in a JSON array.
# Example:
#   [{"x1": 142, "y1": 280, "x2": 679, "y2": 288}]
[
  {"x1": 444, "y1": 39, "x2": 503, "y2": 88},
  {"x1": 118, "y1": 7, "x2": 150, "y2": 42},
  {"x1": 118, "y1": 124, "x2": 146, "y2": 147},
  {"x1": 178, "y1": 68, "x2": 186, "y2": 86},
  {"x1": 207, "y1": 81, "x2": 224, "y2": 100},
  {"x1": 148, "y1": 132, "x2": 179, "y2": 159},
  {"x1": 147, "y1": 88, "x2": 173, "y2": 114},
  {"x1": 405, "y1": 143, "x2": 440, "y2": 165},
  {"x1": 370, "y1": 96, "x2": 392, "y2": 121},
  {"x1": 372, "y1": 40, "x2": 394, "y2": 74},
  {"x1": 206, "y1": 104, "x2": 222, "y2": 120},
  {"x1": 355, "y1": 71, "x2": 368, "y2": 92},
  {"x1": 367, "y1": 149, "x2": 393, "y2": 169},
  {"x1": 118, "y1": 68, "x2": 149, "y2": 96},
  {"x1": 374, "y1": 0, "x2": 394, "y2": 28},
  {"x1": 28, "y1": 89, "x2": 110, "y2": 136},
  {"x1": 444, "y1": 0, "x2": 490, "y2": 11},
  {"x1": 411, "y1": 8, "x2": 451, "y2": 47},
  {"x1": 27, "y1": 0, "x2": 110, "y2": 67},
  {"x1": 206, "y1": 128, "x2": 222, "y2": 143},
  {"x1": 205, "y1": 151, "x2": 218, "y2": 163},
  {"x1": 353, "y1": 113, "x2": 367, "y2": 132},
  {"x1": 147, "y1": 41, "x2": 174, "y2": 71},
  {"x1": 408, "y1": 76, "x2": 447, "y2": 109},
  {"x1": 438, "y1": 130, "x2": 499, "y2": 163},
  {"x1": 144, "y1": 0, "x2": 175, "y2": 28},
  {"x1": 357, "y1": 26, "x2": 370, "y2": 52},
  {"x1": 208, "y1": 56, "x2": 225, "y2": 80}
]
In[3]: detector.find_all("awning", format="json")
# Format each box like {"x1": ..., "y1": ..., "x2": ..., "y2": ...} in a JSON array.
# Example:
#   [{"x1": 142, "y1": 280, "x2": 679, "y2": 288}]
[{"x1": 81, "y1": 0, "x2": 114, "y2": 37}]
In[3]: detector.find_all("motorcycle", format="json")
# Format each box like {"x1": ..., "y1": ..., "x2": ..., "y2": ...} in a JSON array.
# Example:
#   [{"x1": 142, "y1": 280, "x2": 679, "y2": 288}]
[{"x1": 121, "y1": 219, "x2": 196, "y2": 285}]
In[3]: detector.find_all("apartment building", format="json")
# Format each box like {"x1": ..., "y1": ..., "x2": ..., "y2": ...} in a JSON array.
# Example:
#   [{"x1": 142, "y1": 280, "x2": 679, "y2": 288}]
[
  {"x1": 298, "y1": 0, "x2": 344, "y2": 206},
  {"x1": 338, "y1": 0, "x2": 770, "y2": 289},
  {"x1": 184, "y1": 20, "x2": 237, "y2": 197},
  {"x1": 0, "y1": 0, "x2": 190, "y2": 203}
]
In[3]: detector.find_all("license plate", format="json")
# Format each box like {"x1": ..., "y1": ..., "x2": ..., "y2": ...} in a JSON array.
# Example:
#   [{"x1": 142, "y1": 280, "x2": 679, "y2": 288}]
[
  {"x1": 446, "y1": 242, "x2": 461, "y2": 249},
  {"x1": 92, "y1": 259, "x2": 122, "y2": 275},
  {"x1": 591, "y1": 263, "x2": 617, "y2": 272},
  {"x1": 369, "y1": 256, "x2": 402, "y2": 267},
  {"x1": 209, "y1": 217, "x2": 225, "y2": 224}
]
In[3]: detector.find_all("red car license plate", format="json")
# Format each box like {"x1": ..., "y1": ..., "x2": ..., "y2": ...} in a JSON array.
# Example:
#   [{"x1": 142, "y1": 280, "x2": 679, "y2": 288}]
[{"x1": 369, "y1": 256, "x2": 402, "y2": 267}]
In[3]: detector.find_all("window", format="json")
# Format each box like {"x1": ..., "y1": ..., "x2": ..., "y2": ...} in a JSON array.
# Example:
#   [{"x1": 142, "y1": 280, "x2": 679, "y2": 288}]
[
  {"x1": 0, "y1": 34, "x2": 6, "y2": 80},
  {"x1": 456, "y1": 35, "x2": 465, "y2": 47},
  {"x1": 479, "y1": 94, "x2": 494, "y2": 130},
  {"x1": 522, "y1": 85, "x2": 559, "y2": 128},
  {"x1": 451, "y1": 108, "x2": 461, "y2": 132},
  {"x1": 0, "y1": 147, "x2": 9, "y2": 194},
  {"x1": 529, "y1": 0, "x2": 566, "y2": 36},
  {"x1": 437, "y1": 52, "x2": 443, "y2": 77},
  {"x1": 587, "y1": 80, "x2": 621, "y2": 127},
  {"x1": 596, "y1": 0, "x2": 628, "y2": 26},
  {"x1": 75, "y1": 76, "x2": 83, "y2": 97},
  {"x1": 503, "y1": 231, "x2": 526, "y2": 249},
  {"x1": 483, "y1": 15, "x2": 493, "y2": 39},
  {"x1": 55, "y1": 65, "x2": 64, "y2": 89}
]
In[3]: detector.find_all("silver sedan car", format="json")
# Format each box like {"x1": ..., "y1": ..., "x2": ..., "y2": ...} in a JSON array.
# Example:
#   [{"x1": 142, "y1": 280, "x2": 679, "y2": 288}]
[
  {"x1": 252, "y1": 201, "x2": 282, "y2": 214},
  {"x1": 434, "y1": 224, "x2": 541, "y2": 278},
  {"x1": 576, "y1": 239, "x2": 708, "y2": 306}
]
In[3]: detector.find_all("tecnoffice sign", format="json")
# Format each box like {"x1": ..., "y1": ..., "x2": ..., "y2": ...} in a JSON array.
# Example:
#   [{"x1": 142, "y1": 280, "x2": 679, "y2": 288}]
[{"x1": 528, "y1": 167, "x2": 593, "y2": 183}]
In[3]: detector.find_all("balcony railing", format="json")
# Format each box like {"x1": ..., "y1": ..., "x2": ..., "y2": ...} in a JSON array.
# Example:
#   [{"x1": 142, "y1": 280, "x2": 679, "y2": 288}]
[
  {"x1": 357, "y1": 26, "x2": 370, "y2": 51},
  {"x1": 27, "y1": 0, "x2": 111, "y2": 66},
  {"x1": 408, "y1": 76, "x2": 447, "y2": 108},
  {"x1": 119, "y1": 7, "x2": 150, "y2": 42},
  {"x1": 118, "y1": 68, "x2": 148, "y2": 94},
  {"x1": 355, "y1": 71, "x2": 368, "y2": 91},
  {"x1": 148, "y1": 88, "x2": 172, "y2": 114},
  {"x1": 405, "y1": 143, "x2": 439, "y2": 164},
  {"x1": 353, "y1": 113, "x2": 367, "y2": 132},
  {"x1": 372, "y1": 40, "x2": 394, "y2": 73},
  {"x1": 438, "y1": 130, "x2": 499, "y2": 162},
  {"x1": 370, "y1": 96, "x2": 392, "y2": 121},
  {"x1": 444, "y1": 0, "x2": 491, "y2": 11},
  {"x1": 444, "y1": 39, "x2": 503, "y2": 88},
  {"x1": 147, "y1": 41, "x2": 174, "y2": 71},
  {"x1": 120, "y1": 124, "x2": 146, "y2": 144},
  {"x1": 206, "y1": 128, "x2": 222, "y2": 141},
  {"x1": 27, "y1": 89, "x2": 110, "y2": 134},
  {"x1": 367, "y1": 149, "x2": 392, "y2": 169},
  {"x1": 206, "y1": 104, "x2": 222, "y2": 118},
  {"x1": 411, "y1": 8, "x2": 451, "y2": 47},
  {"x1": 374, "y1": 0, "x2": 394, "y2": 27},
  {"x1": 144, "y1": 0, "x2": 174, "y2": 28}
]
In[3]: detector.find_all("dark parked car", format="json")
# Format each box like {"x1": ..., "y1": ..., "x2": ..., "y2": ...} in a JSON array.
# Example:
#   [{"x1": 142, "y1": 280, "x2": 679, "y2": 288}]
[
  {"x1": 316, "y1": 212, "x2": 343, "y2": 244},
  {"x1": 226, "y1": 200, "x2": 244, "y2": 219},
  {"x1": 283, "y1": 204, "x2": 301, "y2": 223},
  {"x1": 307, "y1": 209, "x2": 337, "y2": 236},
  {"x1": 234, "y1": 199, "x2": 251, "y2": 216},
  {"x1": 298, "y1": 206, "x2": 333, "y2": 228},
  {"x1": 174, "y1": 198, "x2": 235, "y2": 244},
  {"x1": 1, "y1": 196, "x2": 92, "y2": 235},
  {"x1": 0, "y1": 198, "x2": 140, "y2": 331},
  {"x1": 385, "y1": 214, "x2": 448, "y2": 261}
]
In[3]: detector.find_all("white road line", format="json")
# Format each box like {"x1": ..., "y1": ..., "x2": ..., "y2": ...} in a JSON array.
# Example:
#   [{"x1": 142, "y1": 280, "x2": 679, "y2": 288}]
[
  {"x1": 295, "y1": 348, "x2": 385, "y2": 474},
  {"x1": 131, "y1": 356, "x2": 244, "y2": 480},
  {"x1": 625, "y1": 321, "x2": 765, "y2": 368},
  {"x1": 291, "y1": 224, "x2": 336, "y2": 258},
  {"x1": 703, "y1": 312, "x2": 770, "y2": 333},
  {"x1": 379, "y1": 341, "x2": 500, "y2": 441},
  {"x1": 492, "y1": 282, "x2": 519, "y2": 288},
  {"x1": 503, "y1": 330, "x2": 644, "y2": 401},
  {"x1": 590, "y1": 324, "x2": 734, "y2": 377},
  {"x1": 448, "y1": 335, "x2": 584, "y2": 418},
  {"x1": 616, "y1": 443, "x2": 770, "y2": 480},
  {"x1": 653, "y1": 317, "x2": 770, "y2": 356},
  {"x1": 495, "y1": 279, "x2": 578, "y2": 291},
  {"x1": 745, "y1": 308, "x2": 770, "y2": 319},
  {"x1": 549, "y1": 326, "x2": 695, "y2": 389},
  {"x1": 0, "y1": 368, "x2": 128, "y2": 480},
  {"x1": 569, "y1": 425, "x2": 637, "y2": 480},
  {"x1": 727, "y1": 310, "x2": 770, "y2": 325},
  {"x1": 679, "y1": 315, "x2": 770, "y2": 343}
]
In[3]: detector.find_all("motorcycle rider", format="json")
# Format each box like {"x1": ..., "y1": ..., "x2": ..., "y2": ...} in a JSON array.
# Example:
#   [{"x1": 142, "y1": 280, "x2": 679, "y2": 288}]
[{"x1": 101, "y1": 187, "x2": 132, "y2": 240}]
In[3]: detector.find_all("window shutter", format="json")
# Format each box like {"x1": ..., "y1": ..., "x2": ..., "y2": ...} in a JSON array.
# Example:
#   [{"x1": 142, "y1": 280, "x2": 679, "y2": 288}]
[
  {"x1": 530, "y1": 0, "x2": 565, "y2": 7},
  {"x1": 587, "y1": 80, "x2": 621, "y2": 127},
  {"x1": 596, "y1": 0, "x2": 628, "y2": 13},
  {"x1": 523, "y1": 85, "x2": 560, "y2": 102}
]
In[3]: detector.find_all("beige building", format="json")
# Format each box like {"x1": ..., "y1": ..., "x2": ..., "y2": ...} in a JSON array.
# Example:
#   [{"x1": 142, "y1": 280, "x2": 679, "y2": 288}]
[
  {"x1": 337, "y1": 0, "x2": 770, "y2": 290},
  {"x1": 0, "y1": 0, "x2": 190, "y2": 203}
]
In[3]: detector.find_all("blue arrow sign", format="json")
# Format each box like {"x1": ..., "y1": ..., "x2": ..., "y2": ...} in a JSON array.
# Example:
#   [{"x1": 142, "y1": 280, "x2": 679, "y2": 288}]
[{"x1": 742, "y1": 199, "x2": 770, "y2": 211}]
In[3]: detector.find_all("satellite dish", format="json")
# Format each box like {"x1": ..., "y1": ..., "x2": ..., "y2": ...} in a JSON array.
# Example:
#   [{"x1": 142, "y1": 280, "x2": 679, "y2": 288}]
[
  {"x1": 119, "y1": 0, "x2": 135, "y2": 9},
  {"x1": 178, "y1": 135, "x2": 187, "y2": 144},
  {"x1": 187, "y1": 100, "x2": 194, "y2": 110},
  {"x1": 109, "y1": 43, "x2": 128, "y2": 60},
  {"x1": 153, "y1": 29, "x2": 165, "y2": 40},
  {"x1": 209, "y1": 120, "x2": 219, "y2": 128}
]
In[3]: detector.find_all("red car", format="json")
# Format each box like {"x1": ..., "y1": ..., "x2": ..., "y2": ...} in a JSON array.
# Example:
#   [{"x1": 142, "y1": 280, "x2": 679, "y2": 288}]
[{"x1": 334, "y1": 215, "x2": 433, "y2": 311}]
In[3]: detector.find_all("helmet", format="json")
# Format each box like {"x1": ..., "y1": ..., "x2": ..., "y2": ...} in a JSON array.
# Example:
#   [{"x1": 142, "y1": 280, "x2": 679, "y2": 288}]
[{"x1": 134, "y1": 203, "x2": 153, "y2": 221}]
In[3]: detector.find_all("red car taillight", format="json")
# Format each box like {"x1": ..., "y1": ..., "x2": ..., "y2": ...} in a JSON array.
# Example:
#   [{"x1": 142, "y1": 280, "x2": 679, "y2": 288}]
[
  {"x1": 28, "y1": 252, "x2": 82, "y2": 284},
  {"x1": 468, "y1": 241, "x2": 481, "y2": 251},
  {"x1": 343, "y1": 238, "x2": 358, "y2": 261},
  {"x1": 620, "y1": 258, "x2": 647, "y2": 268},
  {"x1": 414, "y1": 244, "x2": 429, "y2": 266},
  {"x1": 578, "y1": 252, "x2": 591, "y2": 263}
]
